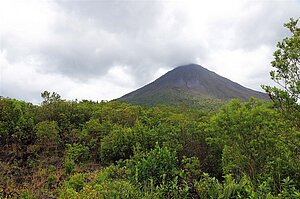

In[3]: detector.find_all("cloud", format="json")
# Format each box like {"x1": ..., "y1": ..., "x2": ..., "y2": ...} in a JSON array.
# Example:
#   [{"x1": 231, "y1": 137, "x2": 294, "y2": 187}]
[
  {"x1": 0, "y1": 50, "x2": 134, "y2": 103},
  {"x1": 201, "y1": 45, "x2": 276, "y2": 91},
  {"x1": 38, "y1": 0, "x2": 206, "y2": 82},
  {"x1": 0, "y1": 0, "x2": 299, "y2": 102}
]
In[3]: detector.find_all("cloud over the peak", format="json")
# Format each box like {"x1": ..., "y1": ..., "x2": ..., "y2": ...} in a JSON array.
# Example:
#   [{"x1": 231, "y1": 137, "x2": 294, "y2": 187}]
[{"x1": 0, "y1": 0, "x2": 299, "y2": 102}]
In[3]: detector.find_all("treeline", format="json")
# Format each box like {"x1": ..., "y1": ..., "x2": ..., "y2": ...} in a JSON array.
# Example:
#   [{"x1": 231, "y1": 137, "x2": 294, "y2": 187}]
[{"x1": 0, "y1": 91, "x2": 299, "y2": 198}]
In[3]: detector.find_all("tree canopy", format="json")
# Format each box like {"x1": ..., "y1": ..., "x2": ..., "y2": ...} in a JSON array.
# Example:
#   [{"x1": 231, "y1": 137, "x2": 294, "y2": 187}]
[{"x1": 262, "y1": 18, "x2": 300, "y2": 128}]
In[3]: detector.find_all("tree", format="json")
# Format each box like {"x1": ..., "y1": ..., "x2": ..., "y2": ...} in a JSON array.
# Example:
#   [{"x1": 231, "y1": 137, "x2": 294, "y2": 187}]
[
  {"x1": 206, "y1": 99, "x2": 300, "y2": 191},
  {"x1": 0, "y1": 97, "x2": 35, "y2": 147},
  {"x1": 262, "y1": 18, "x2": 300, "y2": 128},
  {"x1": 41, "y1": 91, "x2": 62, "y2": 105}
]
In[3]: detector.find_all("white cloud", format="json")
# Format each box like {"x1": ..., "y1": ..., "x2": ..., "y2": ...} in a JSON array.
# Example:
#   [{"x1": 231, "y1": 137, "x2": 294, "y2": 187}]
[
  {"x1": 201, "y1": 45, "x2": 275, "y2": 91},
  {"x1": 0, "y1": 0, "x2": 299, "y2": 102},
  {"x1": 0, "y1": 50, "x2": 134, "y2": 103}
]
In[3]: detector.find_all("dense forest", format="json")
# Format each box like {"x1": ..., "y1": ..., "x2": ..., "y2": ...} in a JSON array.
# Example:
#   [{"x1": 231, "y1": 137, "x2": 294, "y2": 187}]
[{"x1": 0, "y1": 19, "x2": 299, "y2": 199}]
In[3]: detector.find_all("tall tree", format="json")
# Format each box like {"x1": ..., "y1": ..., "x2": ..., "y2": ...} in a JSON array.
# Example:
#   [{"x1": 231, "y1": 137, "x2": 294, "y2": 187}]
[{"x1": 262, "y1": 18, "x2": 300, "y2": 127}]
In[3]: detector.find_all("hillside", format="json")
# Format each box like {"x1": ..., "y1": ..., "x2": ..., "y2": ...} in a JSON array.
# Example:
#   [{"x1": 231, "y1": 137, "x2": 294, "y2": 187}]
[{"x1": 118, "y1": 64, "x2": 269, "y2": 107}]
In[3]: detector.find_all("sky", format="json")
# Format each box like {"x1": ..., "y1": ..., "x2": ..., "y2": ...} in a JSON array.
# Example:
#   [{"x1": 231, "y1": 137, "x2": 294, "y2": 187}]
[{"x1": 0, "y1": 0, "x2": 299, "y2": 104}]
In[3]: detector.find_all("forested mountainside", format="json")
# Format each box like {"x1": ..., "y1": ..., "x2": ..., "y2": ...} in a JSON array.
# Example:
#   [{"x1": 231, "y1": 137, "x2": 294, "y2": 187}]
[{"x1": 0, "y1": 92, "x2": 299, "y2": 198}]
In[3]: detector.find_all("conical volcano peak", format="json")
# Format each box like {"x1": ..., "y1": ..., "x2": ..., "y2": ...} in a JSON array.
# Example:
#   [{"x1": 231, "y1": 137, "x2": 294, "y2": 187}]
[
  {"x1": 174, "y1": 63, "x2": 206, "y2": 70},
  {"x1": 170, "y1": 63, "x2": 210, "y2": 75},
  {"x1": 166, "y1": 64, "x2": 214, "y2": 80},
  {"x1": 118, "y1": 64, "x2": 269, "y2": 107},
  {"x1": 151, "y1": 64, "x2": 221, "y2": 91}
]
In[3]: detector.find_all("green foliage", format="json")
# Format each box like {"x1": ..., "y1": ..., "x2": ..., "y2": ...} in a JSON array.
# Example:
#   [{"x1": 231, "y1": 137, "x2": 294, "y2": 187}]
[
  {"x1": 41, "y1": 91, "x2": 62, "y2": 105},
  {"x1": 262, "y1": 18, "x2": 300, "y2": 128},
  {"x1": 58, "y1": 166, "x2": 143, "y2": 199},
  {"x1": 179, "y1": 156, "x2": 201, "y2": 182},
  {"x1": 195, "y1": 173, "x2": 222, "y2": 198},
  {"x1": 18, "y1": 191, "x2": 35, "y2": 199},
  {"x1": 194, "y1": 174, "x2": 300, "y2": 199},
  {"x1": 97, "y1": 101, "x2": 140, "y2": 127},
  {"x1": 67, "y1": 173, "x2": 85, "y2": 192},
  {"x1": 82, "y1": 118, "x2": 109, "y2": 139},
  {"x1": 88, "y1": 180, "x2": 142, "y2": 198},
  {"x1": 80, "y1": 119, "x2": 113, "y2": 160},
  {"x1": 60, "y1": 180, "x2": 142, "y2": 199},
  {"x1": 64, "y1": 143, "x2": 89, "y2": 163},
  {"x1": 36, "y1": 95, "x2": 97, "y2": 133},
  {"x1": 34, "y1": 120, "x2": 60, "y2": 146},
  {"x1": 64, "y1": 159, "x2": 75, "y2": 175},
  {"x1": 100, "y1": 127, "x2": 134, "y2": 164},
  {"x1": 278, "y1": 177, "x2": 300, "y2": 199},
  {"x1": 63, "y1": 143, "x2": 89, "y2": 174},
  {"x1": 128, "y1": 143, "x2": 178, "y2": 188},
  {"x1": 207, "y1": 98, "x2": 300, "y2": 190},
  {"x1": 95, "y1": 165, "x2": 128, "y2": 183},
  {"x1": 0, "y1": 97, "x2": 35, "y2": 147}
]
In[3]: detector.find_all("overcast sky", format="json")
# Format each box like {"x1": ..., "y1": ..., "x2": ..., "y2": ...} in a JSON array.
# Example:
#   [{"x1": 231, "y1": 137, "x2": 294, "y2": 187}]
[{"x1": 0, "y1": 0, "x2": 299, "y2": 103}]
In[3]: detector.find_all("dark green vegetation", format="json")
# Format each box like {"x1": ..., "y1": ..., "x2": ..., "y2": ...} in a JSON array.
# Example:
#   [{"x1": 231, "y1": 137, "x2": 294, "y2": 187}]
[
  {"x1": 262, "y1": 17, "x2": 300, "y2": 129},
  {"x1": 0, "y1": 94, "x2": 299, "y2": 198},
  {"x1": 0, "y1": 19, "x2": 299, "y2": 199},
  {"x1": 118, "y1": 63, "x2": 269, "y2": 108}
]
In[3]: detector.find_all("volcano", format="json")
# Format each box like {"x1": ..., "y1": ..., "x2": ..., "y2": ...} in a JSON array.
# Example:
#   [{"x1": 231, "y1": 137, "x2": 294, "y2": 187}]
[{"x1": 118, "y1": 64, "x2": 269, "y2": 108}]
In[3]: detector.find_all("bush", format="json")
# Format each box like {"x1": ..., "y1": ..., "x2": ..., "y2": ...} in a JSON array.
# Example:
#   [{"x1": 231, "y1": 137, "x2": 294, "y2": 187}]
[
  {"x1": 179, "y1": 156, "x2": 201, "y2": 182},
  {"x1": 100, "y1": 127, "x2": 134, "y2": 164},
  {"x1": 59, "y1": 166, "x2": 143, "y2": 199},
  {"x1": 67, "y1": 173, "x2": 85, "y2": 192},
  {"x1": 206, "y1": 99, "x2": 300, "y2": 189},
  {"x1": 64, "y1": 143, "x2": 89, "y2": 163},
  {"x1": 194, "y1": 173, "x2": 222, "y2": 198},
  {"x1": 63, "y1": 159, "x2": 75, "y2": 175},
  {"x1": 88, "y1": 180, "x2": 142, "y2": 198},
  {"x1": 35, "y1": 121, "x2": 59, "y2": 144},
  {"x1": 128, "y1": 143, "x2": 178, "y2": 187},
  {"x1": 63, "y1": 143, "x2": 89, "y2": 174}
]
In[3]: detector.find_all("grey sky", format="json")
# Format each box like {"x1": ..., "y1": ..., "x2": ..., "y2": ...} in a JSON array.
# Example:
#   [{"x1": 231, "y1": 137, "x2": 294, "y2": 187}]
[{"x1": 0, "y1": 0, "x2": 299, "y2": 103}]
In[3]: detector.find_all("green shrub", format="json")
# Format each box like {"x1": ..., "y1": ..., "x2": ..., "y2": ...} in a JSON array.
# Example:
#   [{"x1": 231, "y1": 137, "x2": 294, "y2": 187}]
[
  {"x1": 207, "y1": 99, "x2": 300, "y2": 189},
  {"x1": 278, "y1": 177, "x2": 300, "y2": 199},
  {"x1": 194, "y1": 174, "x2": 300, "y2": 198},
  {"x1": 128, "y1": 143, "x2": 178, "y2": 187},
  {"x1": 19, "y1": 191, "x2": 35, "y2": 199},
  {"x1": 63, "y1": 143, "x2": 89, "y2": 174},
  {"x1": 67, "y1": 173, "x2": 85, "y2": 192},
  {"x1": 59, "y1": 167, "x2": 143, "y2": 199},
  {"x1": 180, "y1": 156, "x2": 201, "y2": 182},
  {"x1": 194, "y1": 173, "x2": 222, "y2": 198},
  {"x1": 88, "y1": 180, "x2": 141, "y2": 198},
  {"x1": 58, "y1": 187, "x2": 79, "y2": 199},
  {"x1": 0, "y1": 97, "x2": 35, "y2": 147},
  {"x1": 34, "y1": 120, "x2": 60, "y2": 147},
  {"x1": 95, "y1": 164, "x2": 127, "y2": 183},
  {"x1": 63, "y1": 159, "x2": 75, "y2": 175},
  {"x1": 65, "y1": 143, "x2": 89, "y2": 163},
  {"x1": 100, "y1": 127, "x2": 134, "y2": 164}
]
